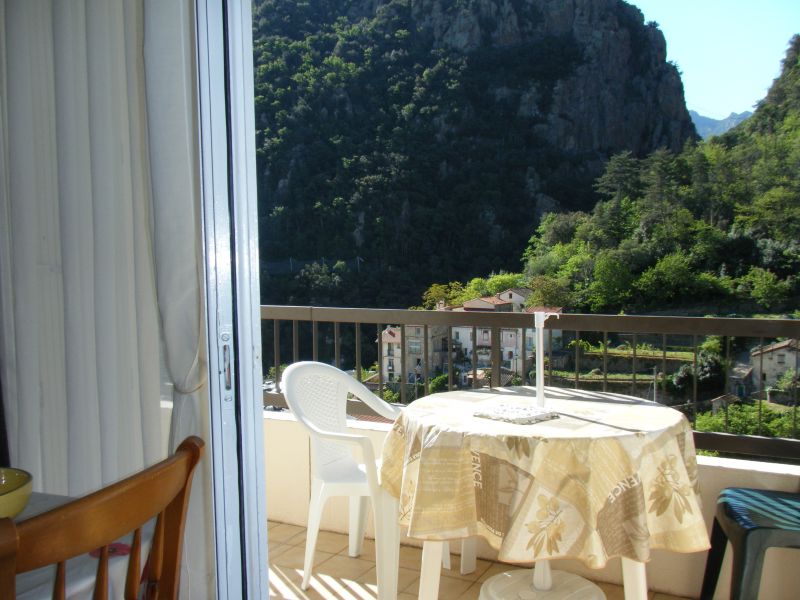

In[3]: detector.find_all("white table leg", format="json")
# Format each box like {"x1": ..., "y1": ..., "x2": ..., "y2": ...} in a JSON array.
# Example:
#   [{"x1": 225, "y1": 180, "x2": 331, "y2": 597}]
[
  {"x1": 375, "y1": 490, "x2": 400, "y2": 600},
  {"x1": 419, "y1": 541, "x2": 445, "y2": 600},
  {"x1": 533, "y1": 558, "x2": 553, "y2": 590},
  {"x1": 621, "y1": 558, "x2": 648, "y2": 600},
  {"x1": 480, "y1": 567, "x2": 605, "y2": 599}
]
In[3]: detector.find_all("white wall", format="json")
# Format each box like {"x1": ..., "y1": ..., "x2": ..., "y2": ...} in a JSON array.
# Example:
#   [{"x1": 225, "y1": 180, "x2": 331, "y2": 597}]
[{"x1": 264, "y1": 413, "x2": 800, "y2": 599}]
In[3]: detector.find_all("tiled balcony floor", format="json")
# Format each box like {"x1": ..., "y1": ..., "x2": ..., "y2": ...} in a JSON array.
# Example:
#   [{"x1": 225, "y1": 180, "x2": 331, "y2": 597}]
[{"x1": 267, "y1": 521, "x2": 693, "y2": 600}]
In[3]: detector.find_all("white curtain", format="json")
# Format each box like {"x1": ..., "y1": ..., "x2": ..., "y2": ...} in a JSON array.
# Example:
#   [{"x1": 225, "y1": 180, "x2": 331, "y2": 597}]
[
  {"x1": 144, "y1": 1, "x2": 215, "y2": 596},
  {"x1": 0, "y1": 0, "x2": 213, "y2": 595}
]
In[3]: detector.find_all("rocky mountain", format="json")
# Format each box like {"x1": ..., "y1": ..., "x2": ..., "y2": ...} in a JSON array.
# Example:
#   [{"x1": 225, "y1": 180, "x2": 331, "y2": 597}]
[
  {"x1": 689, "y1": 110, "x2": 752, "y2": 139},
  {"x1": 407, "y1": 0, "x2": 695, "y2": 156},
  {"x1": 253, "y1": 0, "x2": 698, "y2": 307}
]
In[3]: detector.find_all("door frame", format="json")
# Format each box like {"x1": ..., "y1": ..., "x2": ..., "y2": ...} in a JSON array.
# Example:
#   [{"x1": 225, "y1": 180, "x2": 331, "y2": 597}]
[{"x1": 196, "y1": 0, "x2": 268, "y2": 597}]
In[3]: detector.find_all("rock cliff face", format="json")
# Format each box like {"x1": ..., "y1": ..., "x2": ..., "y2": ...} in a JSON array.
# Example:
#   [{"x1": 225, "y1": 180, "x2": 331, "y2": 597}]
[
  {"x1": 253, "y1": 0, "x2": 700, "y2": 307},
  {"x1": 389, "y1": 0, "x2": 696, "y2": 156}
]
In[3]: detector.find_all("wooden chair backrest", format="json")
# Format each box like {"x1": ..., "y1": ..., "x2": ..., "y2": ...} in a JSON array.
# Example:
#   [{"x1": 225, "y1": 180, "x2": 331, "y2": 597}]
[{"x1": 0, "y1": 436, "x2": 204, "y2": 600}]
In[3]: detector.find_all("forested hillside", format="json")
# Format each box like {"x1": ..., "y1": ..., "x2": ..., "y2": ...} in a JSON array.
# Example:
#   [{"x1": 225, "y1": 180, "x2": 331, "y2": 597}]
[
  {"x1": 253, "y1": 0, "x2": 695, "y2": 307},
  {"x1": 425, "y1": 35, "x2": 800, "y2": 315}
]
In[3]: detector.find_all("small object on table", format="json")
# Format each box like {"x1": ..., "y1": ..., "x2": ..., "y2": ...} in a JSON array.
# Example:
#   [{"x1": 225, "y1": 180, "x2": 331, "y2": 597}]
[
  {"x1": 0, "y1": 467, "x2": 33, "y2": 518},
  {"x1": 474, "y1": 404, "x2": 558, "y2": 425}
]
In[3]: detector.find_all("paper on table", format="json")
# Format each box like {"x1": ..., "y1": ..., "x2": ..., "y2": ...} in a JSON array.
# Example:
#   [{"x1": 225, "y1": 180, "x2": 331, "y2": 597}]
[{"x1": 474, "y1": 403, "x2": 559, "y2": 425}]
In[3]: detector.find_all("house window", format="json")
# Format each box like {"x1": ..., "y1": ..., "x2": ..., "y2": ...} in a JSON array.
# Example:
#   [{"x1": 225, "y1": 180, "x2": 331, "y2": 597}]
[
  {"x1": 482, "y1": 330, "x2": 489, "y2": 342},
  {"x1": 388, "y1": 358, "x2": 394, "y2": 372},
  {"x1": 508, "y1": 293, "x2": 512, "y2": 299},
  {"x1": 415, "y1": 327, "x2": 421, "y2": 336},
  {"x1": 508, "y1": 350, "x2": 513, "y2": 359},
  {"x1": 409, "y1": 340, "x2": 422, "y2": 354},
  {"x1": 387, "y1": 345, "x2": 394, "y2": 357},
  {"x1": 455, "y1": 331, "x2": 460, "y2": 340},
  {"x1": 778, "y1": 353, "x2": 786, "y2": 365}
]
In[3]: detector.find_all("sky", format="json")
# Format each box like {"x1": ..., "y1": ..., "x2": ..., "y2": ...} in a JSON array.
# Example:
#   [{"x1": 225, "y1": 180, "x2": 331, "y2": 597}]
[{"x1": 628, "y1": 1, "x2": 800, "y2": 119}]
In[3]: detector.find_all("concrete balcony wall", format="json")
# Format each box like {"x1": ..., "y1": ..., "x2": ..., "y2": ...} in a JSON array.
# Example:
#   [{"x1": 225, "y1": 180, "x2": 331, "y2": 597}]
[{"x1": 265, "y1": 412, "x2": 800, "y2": 599}]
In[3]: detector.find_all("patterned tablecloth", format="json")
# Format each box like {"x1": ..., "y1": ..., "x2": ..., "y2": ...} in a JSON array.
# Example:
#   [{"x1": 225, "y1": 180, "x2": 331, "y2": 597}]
[{"x1": 380, "y1": 386, "x2": 710, "y2": 568}]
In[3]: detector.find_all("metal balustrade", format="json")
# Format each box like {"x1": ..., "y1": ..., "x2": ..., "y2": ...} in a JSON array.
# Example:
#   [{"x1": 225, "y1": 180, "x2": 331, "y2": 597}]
[{"x1": 261, "y1": 305, "x2": 800, "y2": 461}]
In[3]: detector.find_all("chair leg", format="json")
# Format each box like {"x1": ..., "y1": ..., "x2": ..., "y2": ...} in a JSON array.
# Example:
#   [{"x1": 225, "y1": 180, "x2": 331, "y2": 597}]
[
  {"x1": 699, "y1": 518, "x2": 727, "y2": 600},
  {"x1": 730, "y1": 537, "x2": 766, "y2": 600},
  {"x1": 419, "y1": 541, "x2": 445, "y2": 600},
  {"x1": 349, "y1": 495, "x2": 368, "y2": 557},
  {"x1": 441, "y1": 538, "x2": 476, "y2": 573},
  {"x1": 302, "y1": 479, "x2": 327, "y2": 590},
  {"x1": 441, "y1": 541, "x2": 451, "y2": 570},
  {"x1": 460, "y1": 538, "x2": 477, "y2": 575}
]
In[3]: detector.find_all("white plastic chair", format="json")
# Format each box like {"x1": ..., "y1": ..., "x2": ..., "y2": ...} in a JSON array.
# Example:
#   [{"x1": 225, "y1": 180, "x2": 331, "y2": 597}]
[
  {"x1": 282, "y1": 361, "x2": 477, "y2": 591},
  {"x1": 282, "y1": 361, "x2": 402, "y2": 590}
]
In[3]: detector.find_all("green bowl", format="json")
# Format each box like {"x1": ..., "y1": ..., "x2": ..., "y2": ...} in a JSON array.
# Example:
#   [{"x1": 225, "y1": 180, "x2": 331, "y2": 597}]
[{"x1": 0, "y1": 467, "x2": 33, "y2": 518}]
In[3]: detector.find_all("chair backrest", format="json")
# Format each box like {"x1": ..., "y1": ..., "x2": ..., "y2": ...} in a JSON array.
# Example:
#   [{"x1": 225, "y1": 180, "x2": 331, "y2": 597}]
[
  {"x1": 282, "y1": 362, "x2": 400, "y2": 474},
  {"x1": 0, "y1": 436, "x2": 204, "y2": 600}
]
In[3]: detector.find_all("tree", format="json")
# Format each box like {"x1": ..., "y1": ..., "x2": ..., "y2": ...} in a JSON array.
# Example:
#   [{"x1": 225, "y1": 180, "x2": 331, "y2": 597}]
[
  {"x1": 428, "y1": 373, "x2": 449, "y2": 394},
  {"x1": 587, "y1": 251, "x2": 634, "y2": 312},
  {"x1": 775, "y1": 368, "x2": 798, "y2": 394},
  {"x1": 737, "y1": 267, "x2": 790, "y2": 309},
  {"x1": 450, "y1": 277, "x2": 491, "y2": 305},
  {"x1": 695, "y1": 401, "x2": 794, "y2": 438},
  {"x1": 736, "y1": 186, "x2": 800, "y2": 243},
  {"x1": 485, "y1": 272, "x2": 526, "y2": 295},
  {"x1": 667, "y1": 352, "x2": 725, "y2": 400},
  {"x1": 421, "y1": 282, "x2": 464, "y2": 309},
  {"x1": 594, "y1": 151, "x2": 641, "y2": 201},
  {"x1": 635, "y1": 252, "x2": 695, "y2": 306},
  {"x1": 294, "y1": 261, "x2": 347, "y2": 305},
  {"x1": 525, "y1": 212, "x2": 587, "y2": 255},
  {"x1": 526, "y1": 275, "x2": 573, "y2": 308},
  {"x1": 641, "y1": 148, "x2": 679, "y2": 205}
]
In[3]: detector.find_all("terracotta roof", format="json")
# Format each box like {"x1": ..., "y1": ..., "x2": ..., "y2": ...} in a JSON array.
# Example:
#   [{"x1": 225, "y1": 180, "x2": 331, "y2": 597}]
[
  {"x1": 381, "y1": 326, "x2": 400, "y2": 342},
  {"x1": 751, "y1": 338, "x2": 799, "y2": 356},
  {"x1": 353, "y1": 413, "x2": 393, "y2": 424},
  {"x1": 468, "y1": 296, "x2": 510, "y2": 305},
  {"x1": 523, "y1": 306, "x2": 563, "y2": 314}
]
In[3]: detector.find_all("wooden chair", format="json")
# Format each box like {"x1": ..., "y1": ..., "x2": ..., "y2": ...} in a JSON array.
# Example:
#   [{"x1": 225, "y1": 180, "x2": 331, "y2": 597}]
[{"x1": 0, "y1": 436, "x2": 204, "y2": 599}]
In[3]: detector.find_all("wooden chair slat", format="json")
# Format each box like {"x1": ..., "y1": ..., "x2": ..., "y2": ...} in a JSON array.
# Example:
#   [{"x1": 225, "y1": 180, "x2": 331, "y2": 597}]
[
  {"x1": 149, "y1": 513, "x2": 165, "y2": 585},
  {"x1": 124, "y1": 527, "x2": 142, "y2": 600},
  {"x1": 54, "y1": 561, "x2": 66, "y2": 600},
  {"x1": 93, "y1": 546, "x2": 109, "y2": 600}
]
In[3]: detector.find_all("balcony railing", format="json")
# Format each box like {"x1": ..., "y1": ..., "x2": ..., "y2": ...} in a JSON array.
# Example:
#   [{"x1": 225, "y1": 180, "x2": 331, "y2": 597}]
[{"x1": 261, "y1": 305, "x2": 800, "y2": 461}]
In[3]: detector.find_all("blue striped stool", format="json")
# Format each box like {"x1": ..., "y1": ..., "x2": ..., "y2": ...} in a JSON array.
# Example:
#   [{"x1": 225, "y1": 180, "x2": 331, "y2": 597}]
[{"x1": 700, "y1": 487, "x2": 800, "y2": 599}]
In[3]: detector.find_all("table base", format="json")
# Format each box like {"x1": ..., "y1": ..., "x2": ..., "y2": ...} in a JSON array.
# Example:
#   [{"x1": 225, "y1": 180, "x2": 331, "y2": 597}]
[{"x1": 479, "y1": 569, "x2": 606, "y2": 600}]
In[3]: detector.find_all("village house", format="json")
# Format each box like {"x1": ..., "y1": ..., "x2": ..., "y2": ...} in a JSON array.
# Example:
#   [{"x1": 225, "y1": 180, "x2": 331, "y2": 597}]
[
  {"x1": 750, "y1": 338, "x2": 799, "y2": 388},
  {"x1": 380, "y1": 324, "x2": 452, "y2": 386}
]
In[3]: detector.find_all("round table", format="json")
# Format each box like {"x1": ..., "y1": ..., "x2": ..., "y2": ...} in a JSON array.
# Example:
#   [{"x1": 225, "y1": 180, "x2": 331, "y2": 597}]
[{"x1": 380, "y1": 386, "x2": 710, "y2": 599}]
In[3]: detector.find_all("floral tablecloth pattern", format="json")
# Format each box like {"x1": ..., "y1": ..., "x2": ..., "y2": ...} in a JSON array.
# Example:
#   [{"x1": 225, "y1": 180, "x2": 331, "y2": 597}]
[{"x1": 380, "y1": 386, "x2": 710, "y2": 568}]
